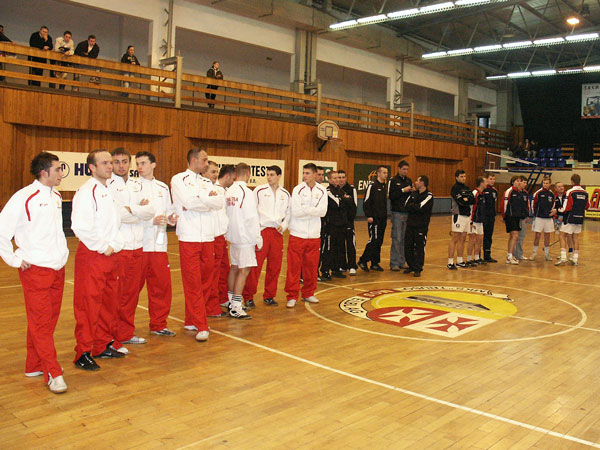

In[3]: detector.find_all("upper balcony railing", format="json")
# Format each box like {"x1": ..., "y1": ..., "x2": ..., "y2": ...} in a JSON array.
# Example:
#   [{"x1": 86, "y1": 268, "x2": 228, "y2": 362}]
[{"x1": 0, "y1": 42, "x2": 511, "y2": 148}]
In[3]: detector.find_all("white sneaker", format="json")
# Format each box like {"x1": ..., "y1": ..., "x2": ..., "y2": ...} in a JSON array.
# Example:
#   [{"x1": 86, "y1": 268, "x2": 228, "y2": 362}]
[
  {"x1": 286, "y1": 299, "x2": 297, "y2": 308},
  {"x1": 506, "y1": 257, "x2": 519, "y2": 265},
  {"x1": 570, "y1": 260, "x2": 579, "y2": 266},
  {"x1": 555, "y1": 258, "x2": 567, "y2": 266},
  {"x1": 530, "y1": 254, "x2": 536, "y2": 261},
  {"x1": 229, "y1": 304, "x2": 251, "y2": 320},
  {"x1": 349, "y1": 268, "x2": 356, "y2": 276},
  {"x1": 122, "y1": 336, "x2": 146, "y2": 344},
  {"x1": 184, "y1": 325, "x2": 198, "y2": 331},
  {"x1": 302, "y1": 296, "x2": 319, "y2": 304},
  {"x1": 110, "y1": 344, "x2": 129, "y2": 355},
  {"x1": 48, "y1": 374, "x2": 67, "y2": 394},
  {"x1": 25, "y1": 371, "x2": 43, "y2": 378},
  {"x1": 195, "y1": 330, "x2": 209, "y2": 341},
  {"x1": 517, "y1": 255, "x2": 528, "y2": 261},
  {"x1": 544, "y1": 254, "x2": 552, "y2": 261}
]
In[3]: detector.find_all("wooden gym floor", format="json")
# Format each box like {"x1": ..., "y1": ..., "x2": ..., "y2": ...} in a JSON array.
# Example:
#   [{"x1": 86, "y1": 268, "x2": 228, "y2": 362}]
[{"x1": 1, "y1": 215, "x2": 600, "y2": 449}]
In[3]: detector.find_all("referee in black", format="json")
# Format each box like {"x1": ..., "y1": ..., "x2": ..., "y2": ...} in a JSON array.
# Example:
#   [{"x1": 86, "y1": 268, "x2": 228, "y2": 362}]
[
  {"x1": 358, "y1": 165, "x2": 388, "y2": 272},
  {"x1": 403, "y1": 176, "x2": 434, "y2": 277}
]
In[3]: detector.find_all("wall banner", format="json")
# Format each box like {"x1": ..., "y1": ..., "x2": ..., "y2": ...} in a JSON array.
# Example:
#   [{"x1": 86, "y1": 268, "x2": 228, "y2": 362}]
[
  {"x1": 210, "y1": 156, "x2": 285, "y2": 187},
  {"x1": 354, "y1": 163, "x2": 391, "y2": 195},
  {"x1": 297, "y1": 159, "x2": 337, "y2": 186},
  {"x1": 585, "y1": 186, "x2": 600, "y2": 218},
  {"x1": 582, "y1": 84, "x2": 600, "y2": 119}
]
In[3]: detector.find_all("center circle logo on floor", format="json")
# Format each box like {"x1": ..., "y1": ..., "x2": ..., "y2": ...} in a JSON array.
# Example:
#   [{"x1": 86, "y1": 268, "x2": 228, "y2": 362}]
[{"x1": 339, "y1": 286, "x2": 517, "y2": 338}]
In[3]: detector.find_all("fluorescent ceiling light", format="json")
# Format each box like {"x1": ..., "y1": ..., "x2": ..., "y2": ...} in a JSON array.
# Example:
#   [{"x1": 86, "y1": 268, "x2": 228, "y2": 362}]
[
  {"x1": 422, "y1": 51, "x2": 447, "y2": 58},
  {"x1": 474, "y1": 44, "x2": 503, "y2": 52},
  {"x1": 503, "y1": 40, "x2": 533, "y2": 48},
  {"x1": 447, "y1": 48, "x2": 474, "y2": 55},
  {"x1": 486, "y1": 75, "x2": 507, "y2": 80},
  {"x1": 531, "y1": 69, "x2": 557, "y2": 76},
  {"x1": 533, "y1": 37, "x2": 564, "y2": 45},
  {"x1": 329, "y1": 20, "x2": 357, "y2": 30},
  {"x1": 455, "y1": 0, "x2": 490, "y2": 5},
  {"x1": 566, "y1": 32, "x2": 599, "y2": 42},
  {"x1": 419, "y1": 2, "x2": 455, "y2": 13},
  {"x1": 357, "y1": 14, "x2": 387, "y2": 24},
  {"x1": 559, "y1": 68, "x2": 584, "y2": 74},
  {"x1": 507, "y1": 72, "x2": 531, "y2": 78},
  {"x1": 583, "y1": 65, "x2": 600, "y2": 72},
  {"x1": 387, "y1": 8, "x2": 419, "y2": 18}
]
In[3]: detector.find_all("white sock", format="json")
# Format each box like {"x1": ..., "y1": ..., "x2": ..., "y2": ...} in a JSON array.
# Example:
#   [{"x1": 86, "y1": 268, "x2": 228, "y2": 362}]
[
  {"x1": 448, "y1": 258, "x2": 454, "y2": 265},
  {"x1": 532, "y1": 246, "x2": 538, "y2": 255},
  {"x1": 228, "y1": 291, "x2": 233, "y2": 302},
  {"x1": 573, "y1": 251, "x2": 579, "y2": 262},
  {"x1": 507, "y1": 253, "x2": 513, "y2": 259},
  {"x1": 457, "y1": 257, "x2": 463, "y2": 264},
  {"x1": 544, "y1": 247, "x2": 549, "y2": 255},
  {"x1": 560, "y1": 249, "x2": 566, "y2": 260},
  {"x1": 467, "y1": 255, "x2": 472, "y2": 262}
]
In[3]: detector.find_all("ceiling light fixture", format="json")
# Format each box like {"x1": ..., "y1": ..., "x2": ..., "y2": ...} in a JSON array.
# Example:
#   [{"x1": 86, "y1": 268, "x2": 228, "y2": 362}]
[
  {"x1": 567, "y1": 17, "x2": 580, "y2": 26},
  {"x1": 422, "y1": 32, "x2": 600, "y2": 59},
  {"x1": 487, "y1": 65, "x2": 599, "y2": 80},
  {"x1": 329, "y1": 0, "x2": 511, "y2": 31}
]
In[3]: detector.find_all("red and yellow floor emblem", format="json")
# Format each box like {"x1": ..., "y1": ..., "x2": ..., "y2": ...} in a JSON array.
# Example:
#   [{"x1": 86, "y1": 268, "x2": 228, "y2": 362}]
[{"x1": 339, "y1": 286, "x2": 517, "y2": 338}]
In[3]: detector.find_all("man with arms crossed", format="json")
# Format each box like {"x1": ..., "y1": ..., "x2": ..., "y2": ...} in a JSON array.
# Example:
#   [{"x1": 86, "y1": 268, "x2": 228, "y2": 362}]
[
  {"x1": 136, "y1": 151, "x2": 179, "y2": 336},
  {"x1": 0, "y1": 152, "x2": 68, "y2": 393},
  {"x1": 530, "y1": 176, "x2": 555, "y2": 261},
  {"x1": 556, "y1": 174, "x2": 589, "y2": 266},
  {"x1": 403, "y1": 175, "x2": 434, "y2": 277},
  {"x1": 109, "y1": 148, "x2": 155, "y2": 347},
  {"x1": 72, "y1": 149, "x2": 125, "y2": 370},
  {"x1": 285, "y1": 163, "x2": 328, "y2": 308},
  {"x1": 243, "y1": 165, "x2": 290, "y2": 307},
  {"x1": 226, "y1": 163, "x2": 262, "y2": 319},
  {"x1": 388, "y1": 160, "x2": 412, "y2": 271},
  {"x1": 337, "y1": 170, "x2": 358, "y2": 275},
  {"x1": 171, "y1": 148, "x2": 222, "y2": 342},
  {"x1": 358, "y1": 165, "x2": 389, "y2": 272},
  {"x1": 447, "y1": 169, "x2": 475, "y2": 269}
]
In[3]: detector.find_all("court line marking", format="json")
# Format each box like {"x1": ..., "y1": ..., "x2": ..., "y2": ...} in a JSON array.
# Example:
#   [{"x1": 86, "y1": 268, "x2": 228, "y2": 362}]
[
  {"x1": 136, "y1": 304, "x2": 600, "y2": 449},
  {"x1": 175, "y1": 427, "x2": 244, "y2": 449},
  {"x1": 306, "y1": 280, "x2": 587, "y2": 343}
]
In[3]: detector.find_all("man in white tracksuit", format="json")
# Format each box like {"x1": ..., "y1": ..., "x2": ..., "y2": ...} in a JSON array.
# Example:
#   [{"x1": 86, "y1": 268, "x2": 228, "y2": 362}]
[{"x1": 225, "y1": 163, "x2": 262, "y2": 320}]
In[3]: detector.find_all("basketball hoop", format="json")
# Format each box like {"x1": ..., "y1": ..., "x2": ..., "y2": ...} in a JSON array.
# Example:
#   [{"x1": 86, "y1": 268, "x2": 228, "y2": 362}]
[{"x1": 317, "y1": 120, "x2": 340, "y2": 152}]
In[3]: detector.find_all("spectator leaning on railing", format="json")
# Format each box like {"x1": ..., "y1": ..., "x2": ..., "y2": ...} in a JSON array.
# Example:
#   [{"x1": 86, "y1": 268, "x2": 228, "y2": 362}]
[
  {"x1": 120, "y1": 45, "x2": 140, "y2": 97},
  {"x1": 51, "y1": 31, "x2": 75, "y2": 90},
  {"x1": 206, "y1": 61, "x2": 223, "y2": 108},
  {"x1": 28, "y1": 26, "x2": 53, "y2": 87},
  {"x1": 74, "y1": 35, "x2": 100, "y2": 87}
]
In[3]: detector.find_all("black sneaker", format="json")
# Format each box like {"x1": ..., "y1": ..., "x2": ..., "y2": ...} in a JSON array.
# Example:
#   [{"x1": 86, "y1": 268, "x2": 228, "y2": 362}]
[
  {"x1": 413, "y1": 271, "x2": 422, "y2": 277},
  {"x1": 207, "y1": 312, "x2": 228, "y2": 318},
  {"x1": 484, "y1": 257, "x2": 498, "y2": 263},
  {"x1": 93, "y1": 346, "x2": 124, "y2": 359},
  {"x1": 370, "y1": 264, "x2": 384, "y2": 272},
  {"x1": 447, "y1": 264, "x2": 458, "y2": 270},
  {"x1": 475, "y1": 259, "x2": 486, "y2": 265},
  {"x1": 456, "y1": 262, "x2": 468, "y2": 268},
  {"x1": 74, "y1": 352, "x2": 100, "y2": 371},
  {"x1": 331, "y1": 271, "x2": 346, "y2": 279},
  {"x1": 390, "y1": 266, "x2": 401, "y2": 272},
  {"x1": 466, "y1": 261, "x2": 477, "y2": 267},
  {"x1": 358, "y1": 261, "x2": 370, "y2": 272},
  {"x1": 403, "y1": 267, "x2": 414, "y2": 274},
  {"x1": 320, "y1": 273, "x2": 332, "y2": 281},
  {"x1": 245, "y1": 299, "x2": 256, "y2": 309},
  {"x1": 263, "y1": 298, "x2": 278, "y2": 306}
]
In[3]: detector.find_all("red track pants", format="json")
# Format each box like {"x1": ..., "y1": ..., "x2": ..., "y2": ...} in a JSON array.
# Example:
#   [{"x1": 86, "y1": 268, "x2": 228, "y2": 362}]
[
  {"x1": 140, "y1": 252, "x2": 172, "y2": 332},
  {"x1": 115, "y1": 249, "x2": 144, "y2": 342},
  {"x1": 18, "y1": 265, "x2": 65, "y2": 382},
  {"x1": 244, "y1": 228, "x2": 283, "y2": 301},
  {"x1": 218, "y1": 238, "x2": 230, "y2": 305},
  {"x1": 73, "y1": 242, "x2": 120, "y2": 360},
  {"x1": 206, "y1": 235, "x2": 228, "y2": 314},
  {"x1": 179, "y1": 241, "x2": 214, "y2": 331},
  {"x1": 284, "y1": 235, "x2": 320, "y2": 301}
]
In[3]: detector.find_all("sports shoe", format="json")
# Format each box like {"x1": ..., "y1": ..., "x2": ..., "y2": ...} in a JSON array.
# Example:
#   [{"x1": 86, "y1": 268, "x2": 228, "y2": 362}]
[
  {"x1": 475, "y1": 259, "x2": 486, "y2": 265},
  {"x1": 229, "y1": 305, "x2": 251, "y2": 319},
  {"x1": 447, "y1": 264, "x2": 458, "y2": 270},
  {"x1": 74, "y1": 352, "x2": 100, "y2": 371},
  {"x1": 25, "y1": 371, "x2": 43, "y2": 378},
  {"x1": 390, "y1": 266, "x2": 401, "y2": 272},
  {"x1": 403, "y1": 267, "x2": 414, "y2": 274},
  {"x1": 370, "y1": 264, "x2": 384, "y2": 272},
  {"x1": 506, "y1": 257, "x2": 519, "y2": 265},
  {"x1": 207, "y1": 312, "x2": 228, "y2": 318},
  {"x1": 555, "y1": 258, "x2": 567, "y2": 266},
  {"x1": 332, "y1": 271, "x2": 346, "y2": 279},
  {"x1": 456, "y1": 262, "x2": 468, "y2": 268},
  {"x1": 122, "y1": 336, "x2": 146, "y2": 345},
  {"x1": 544, "y1": 254, "x2": 552, "y2": 261},
  {"x1": 286, "y1": 299, "x2": 297, "y2": 308},
  {"x1": 245, "y1": 299, "x2": 256, "y2": 309},
  {"x1": 517, "y1": 255, "x2": 528, "y2": 261},
  {"x1": 47, "y1": 375, "x2": 67, "y2": 394},
  {"x1": 109, "y1": 344, "x2": 129, "y2": 355},
  {"x1": 302, "y1": 296, "x2": 319, "y2": 304},
  {"x1": 320, "y1": 273, "x2": 332, "y2": 281},
  {"x1": 530, "y1": 254, "x2": 537, "y2": 261},
  {"x1": 151, "y1": 328, "x2": 176, "y2": 337},
  {"x1": 413, "y1": 271, "x2": 422, "y2": 278},
  {"x1": 349, "y1": 268, "x2": 357, "y2": 276},
  {"x1": 466, "y1": 261, "x2": 477, "y2": 267},
  {"x1": 264, "y1": 298, "x2": 278, "y2": 306},
  {"x1": 484, "y1": 257, "x2": 498, "y2": 263},
  {"x1": 94, "y1": 346, "x2": 125, "y2": 359},
  {"x1": 195, "y1": 331, "x2": 209, "y2": 342},
  {"x1": 570, "y1": 260, "x2": 579, "y2": 266},
  {"x1": 357, "y1": 261, "x2": 370, "y2": 272},
  {"x1": 220, "y1": 302, "x2": 230, "y2": 311},
  {"x1": 184, "y1": 325, "x2": 198, "y2": 331}
]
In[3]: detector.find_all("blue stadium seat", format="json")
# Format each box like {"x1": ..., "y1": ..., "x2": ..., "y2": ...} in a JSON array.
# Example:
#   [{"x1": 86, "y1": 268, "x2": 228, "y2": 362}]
[
  {"x1": 555, "y1": 148, "x2": 562, "y2": 158},
  {"x1": 548, "y1": 157, "x2": 556, "y2": 167},
  {"x1": 538, "y1": 148, "x2": 546, "y2": 158},
  {"x1": 557, "y1": 158, "x2": 565, "y2": 168},
  {"x1": 546, "y1": 148, "x2": 555, "y2": 158},
  {"x1": 540, "y1": 158, "x2": 548, "y2": 167}
]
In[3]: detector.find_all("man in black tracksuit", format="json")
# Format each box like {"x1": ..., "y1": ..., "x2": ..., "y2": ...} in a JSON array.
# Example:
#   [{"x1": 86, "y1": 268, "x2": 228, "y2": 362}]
[
  {"x1": 388, "y1": 160, "x2": 412, "y2": 270},
  {"x1": 358, "y1": 166, "x2": 389, "y2": 272},
  {"x1": 482, "y1": 173, "x2": 498, "y2": 262},
  {"x1": 338, "y1": 170, "x2": 358, "y2": 275},
  {"x1": 321, "y1": 171, "x2": 348, "y2": 279},
  {"x1": 206, "y1": 61, "x2": 223, "y2": 108},
  {"x1": 403, "y1": 175, "x2": 434, "y2": 277},
  {"x1": 447, "y1": 170, "x2": 475, "y2": 269}
]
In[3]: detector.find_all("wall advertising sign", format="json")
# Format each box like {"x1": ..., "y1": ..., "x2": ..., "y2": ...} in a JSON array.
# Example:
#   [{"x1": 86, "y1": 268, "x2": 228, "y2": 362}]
[
  {"x1": 354, "y1": 163, "x2": 391, "y2": 195},
  {"x1": 582, "y1": 84, "x2": 600, "y2": 118},
  {"x1": 297, "y1": 159, "x2": 337, "y2": 186},
  {"x1": 210, "y1": 156, "x2": 285, "y2": 187},
  {"x1": 585, "y1": 185, "x2": 600, "y2": 218}
]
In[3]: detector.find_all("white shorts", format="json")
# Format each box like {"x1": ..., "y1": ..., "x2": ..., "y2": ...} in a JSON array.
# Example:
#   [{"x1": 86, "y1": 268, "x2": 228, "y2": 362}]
[
  {"x1": 451, "y1": 214, "x2": 470, "y2": 233},
  {"x1": 468, "y1": 222, "x2": 484, "y2": 235},
  {"x1": 561, "y1": 223, "x2": 582, "y2": 234},
  {"x1": 532, "y1": 217, "x2": 554, "y2": 233},
  {"x1": 229, "y1": 244, "x2": 257, "y2": 268}
]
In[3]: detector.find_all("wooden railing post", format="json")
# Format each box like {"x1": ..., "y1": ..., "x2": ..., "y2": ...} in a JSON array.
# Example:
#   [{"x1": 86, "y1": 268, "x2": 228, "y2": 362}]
[
  {"x1": 409, "y1": 102, "x2": 414, "y2": 137},
  {"x1": 175, "y1": 55, "x2": 183, "y2": 108},
  {"x1": 474, "y1": 121, "x2": 478, "y2": 146},
  {"x1": 316, "y1": 82, "x2": 322, "y2": 124}
]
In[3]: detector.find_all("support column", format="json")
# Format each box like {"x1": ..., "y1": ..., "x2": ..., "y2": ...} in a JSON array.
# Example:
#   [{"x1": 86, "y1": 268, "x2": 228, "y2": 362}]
[
  {"x1": 291, "y1": 29, "x2": 317, "y2": 94},
  {"x1": 454, "y1": 78, "x2": 469, "y2": 123},
  {"x1": 388, "y1": 57, "x2": 404, "y2": 110}
]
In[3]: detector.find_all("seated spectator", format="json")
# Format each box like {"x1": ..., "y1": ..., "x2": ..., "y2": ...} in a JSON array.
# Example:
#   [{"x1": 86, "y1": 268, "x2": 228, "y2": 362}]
[
  {"x1": 0, "y1": 25, "x2": 13, "y2": 82},
  {"x1": 29, "y1": 26, "x2": 53, "y2": 87},
  {"x1": 74, "y1": 35, "x2": 100, "y2": 85},
  {"x1": 120, "y1": 45, "x2": 140, "y2": 97},
  {"x1": 52, "y1": 31, "x2": 75, "y2": 90}
]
